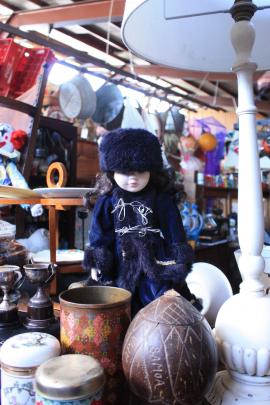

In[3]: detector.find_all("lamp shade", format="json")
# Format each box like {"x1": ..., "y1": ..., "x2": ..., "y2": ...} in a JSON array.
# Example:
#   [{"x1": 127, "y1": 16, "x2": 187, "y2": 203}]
[{"x1": 122, "y1": 0, "x2": 270, "y2": 72}]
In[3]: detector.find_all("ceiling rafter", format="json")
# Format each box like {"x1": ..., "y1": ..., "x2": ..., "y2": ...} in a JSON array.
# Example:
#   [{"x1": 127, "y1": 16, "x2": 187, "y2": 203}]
[
  {"x1": 197, "y1": 96, "x2": 270, "y2": 114},
  {"x1": 184, "y1": 79, "x2": 233, "y2": 109},
  {"x1": 0, "y1": 0, "x2": 20, "y2": 11},
  {"x1": 209, "y1": 81, "x2": 238, "y2": 99},
  {"x1": 1, "y1": 0, "x2": 265, "y2": 112},
  {"x1": 59, "y1": 59, "x2": 196, "y2": 112},
  {"x1": 60, "y1": 26, "x2": 121, "y2": 55},
  {"x1": 27, "y1": 0, "x2": 50, "y2": 7},
  {"x1": 2, "y1": 1, "x2": 220, "y2": 111},
  {"x1": 0, "y1": 20, "x2": 222, "y2": 111},
  {"x1": 156, "y1": 78, "x2": 195, "y2": 96},
  {"x1": 128, "y1": 64, "x2": 264, "y2": 83},
  {"x1": 84, "y1": 23, "x2": 127, "y2": 51},
  {"x1": 8, "y1": 0, "x2": 125, "y2": 27}
]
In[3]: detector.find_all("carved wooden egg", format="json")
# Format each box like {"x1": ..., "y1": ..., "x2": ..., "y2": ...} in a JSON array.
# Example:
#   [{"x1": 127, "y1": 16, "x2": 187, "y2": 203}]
[{"x1": 122, "y1": 290, "x2": 218, "y2": 405}]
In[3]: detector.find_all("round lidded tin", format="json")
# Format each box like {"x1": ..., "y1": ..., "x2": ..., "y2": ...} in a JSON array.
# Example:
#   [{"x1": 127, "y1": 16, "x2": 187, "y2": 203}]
[
  {"x1": 1, "y1": 332, "x2": 60, "y2": 405},
  {"x1": 35, "y1": 354, "x2": 105, "y2": 404}
]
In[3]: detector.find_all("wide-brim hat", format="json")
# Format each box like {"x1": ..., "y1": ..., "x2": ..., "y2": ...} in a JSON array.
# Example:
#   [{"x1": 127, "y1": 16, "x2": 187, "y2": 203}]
[{"x1": 99, "y1": 128, "x2": 163, "y2": 173}]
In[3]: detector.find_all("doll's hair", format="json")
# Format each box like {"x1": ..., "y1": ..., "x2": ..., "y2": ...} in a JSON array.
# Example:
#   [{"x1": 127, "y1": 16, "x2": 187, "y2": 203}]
[
  {"x1": 83, "y1": 169, "x2": 184, "y2": 209},
  {"x1": 83, "y1": 172, "x2": 114, "y2": 209}
]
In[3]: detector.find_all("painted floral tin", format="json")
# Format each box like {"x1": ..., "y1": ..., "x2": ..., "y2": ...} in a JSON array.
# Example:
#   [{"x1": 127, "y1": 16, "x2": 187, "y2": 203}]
[
  {"x1": 0, "y1": 332, "x2": 61, "y2": 405},
  {"x1": 59, "y1": 286, "x2": 131, "y2": 405},
  {"x1": 35, "y1": 354, "x2": 105, "y2": 405}
]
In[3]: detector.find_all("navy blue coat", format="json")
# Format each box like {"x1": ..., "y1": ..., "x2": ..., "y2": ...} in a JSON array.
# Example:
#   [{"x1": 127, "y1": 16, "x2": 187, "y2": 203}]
[{"x1": 84, "y1": 184, "x2": 195, "y2": 311}]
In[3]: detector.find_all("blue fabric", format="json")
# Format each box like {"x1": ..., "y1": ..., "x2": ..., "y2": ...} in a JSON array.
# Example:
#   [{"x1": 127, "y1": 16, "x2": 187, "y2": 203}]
[{"x1": 138, "y1": 276, "x2": 172, "y2": 306}]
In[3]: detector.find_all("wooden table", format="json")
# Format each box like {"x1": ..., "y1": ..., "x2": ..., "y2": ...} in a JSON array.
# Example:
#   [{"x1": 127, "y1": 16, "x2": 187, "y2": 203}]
[{"x1": 0, "y1": 197, "x2": 84, "y2": 294}]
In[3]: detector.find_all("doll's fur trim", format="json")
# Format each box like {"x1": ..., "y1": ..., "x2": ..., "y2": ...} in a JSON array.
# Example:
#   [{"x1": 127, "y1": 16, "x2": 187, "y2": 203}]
[
  {"x1": 83, "y1": 245, "x2": 114, "y2": 275},
  {"x1": 171, "y1": 242, "x2": 194, "y2": 264},
  {"x1": 83, "y1": 246, "x2": 115, "y2": 286},
  {"x1": 83, "y1": 238, "x2": 194, "y2": 293},
  {"x1": 99, "y1": 128, "x2": 163, "y2": 172},
  {"x1": 117, "y1": 235, "x2": 193, "y2": 292}
]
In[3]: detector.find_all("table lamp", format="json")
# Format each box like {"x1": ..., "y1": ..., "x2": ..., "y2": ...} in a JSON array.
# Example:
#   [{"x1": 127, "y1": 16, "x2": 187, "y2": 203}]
[{"x1": 122, "y1": 1, "x2": 270, "y2": 404}]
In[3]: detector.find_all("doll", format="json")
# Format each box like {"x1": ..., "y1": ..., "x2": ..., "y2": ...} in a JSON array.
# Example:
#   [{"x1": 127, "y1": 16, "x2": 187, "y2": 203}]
[{"x1": 83, "y1": 128, "x2": 201, "y2": 313}]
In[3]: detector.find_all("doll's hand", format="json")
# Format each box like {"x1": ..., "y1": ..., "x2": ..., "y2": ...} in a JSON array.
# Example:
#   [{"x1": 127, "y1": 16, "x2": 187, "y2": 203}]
[
  {"x1": 91, "y1": 268, "x2": 101, "y2": 281},
  {"x1": 88, "y1": 268, "x2": 114, "y2": 287}
]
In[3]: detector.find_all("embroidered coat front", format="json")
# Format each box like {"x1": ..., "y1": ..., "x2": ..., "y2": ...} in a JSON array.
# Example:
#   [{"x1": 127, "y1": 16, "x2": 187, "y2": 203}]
[{"x1": 84, "y1": 184, "x2": 194, "y2": 310}]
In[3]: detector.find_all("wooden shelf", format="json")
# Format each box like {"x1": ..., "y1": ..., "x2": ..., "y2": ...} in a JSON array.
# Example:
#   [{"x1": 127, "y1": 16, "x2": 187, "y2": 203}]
[
  {"x1": 0, "y1": 196, "x2": 84, "y2": 294},
  {"x1": 196, "y1": 185, "x2": 237, "y2": 198},
  {"x1": 196, "y1": 185, "x2": 238, "y2": 215},
  {"x1": 196, "y1": 184, "x2": 270, "y2": 216}
]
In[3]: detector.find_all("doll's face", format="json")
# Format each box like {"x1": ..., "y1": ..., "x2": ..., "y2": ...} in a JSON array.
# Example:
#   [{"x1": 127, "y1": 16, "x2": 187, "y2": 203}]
[{"x1": 114, "y1": 171, "x2": 150, "y2": 192}]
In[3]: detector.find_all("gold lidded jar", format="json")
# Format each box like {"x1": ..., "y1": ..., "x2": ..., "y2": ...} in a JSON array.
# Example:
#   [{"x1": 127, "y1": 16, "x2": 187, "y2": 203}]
[
  {"x1": 0, "y1": 332, "x2": 61, "y2": 405},
  {"x1": 34, "y1": 354, "x2": 105, "y2": 405}
]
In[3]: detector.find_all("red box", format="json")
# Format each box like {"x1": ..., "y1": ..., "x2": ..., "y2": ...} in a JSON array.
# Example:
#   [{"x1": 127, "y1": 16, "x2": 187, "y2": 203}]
[
  {"x1": 9, "y1": 47, "x2": 56, "y2": 98},
  {"x1": 0, "y1": 39, "x2": 25, "y2": 96}
]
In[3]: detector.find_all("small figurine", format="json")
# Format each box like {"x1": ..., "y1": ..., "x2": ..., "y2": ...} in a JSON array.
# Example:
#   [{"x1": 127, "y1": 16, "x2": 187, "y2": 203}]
[{"x1": 83, "y1": 128, "x2": 201, "y2": 313}]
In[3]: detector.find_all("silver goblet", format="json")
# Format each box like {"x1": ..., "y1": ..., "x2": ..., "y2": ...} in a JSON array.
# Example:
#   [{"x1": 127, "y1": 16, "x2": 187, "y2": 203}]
[
  {"x1": 0, "y1": 265, "x2": 23, "y2": 327},
  {"x1": 23, "y1": 263, "x2": 56, "y2": 329}
]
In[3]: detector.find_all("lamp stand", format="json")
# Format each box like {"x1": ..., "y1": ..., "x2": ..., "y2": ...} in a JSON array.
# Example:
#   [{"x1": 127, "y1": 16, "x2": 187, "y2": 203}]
[{"x1": 207, "y1": 18, "x2": 270, "y2": 404}]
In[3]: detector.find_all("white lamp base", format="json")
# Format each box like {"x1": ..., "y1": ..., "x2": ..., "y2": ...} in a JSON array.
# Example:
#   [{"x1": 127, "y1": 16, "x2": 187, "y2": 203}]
[{"x1": 206, "y1": 370, "x2": 270, "y2": 404}]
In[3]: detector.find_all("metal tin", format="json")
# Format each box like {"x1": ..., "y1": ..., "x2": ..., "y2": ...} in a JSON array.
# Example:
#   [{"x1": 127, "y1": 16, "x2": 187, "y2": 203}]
[
  {"x1": 59, "y1": 286, "x2": 131, "y2": 404},
  {"x1": 35, "y1": 354, "x2": 105, "y2": 404},
  {"x1": 0, "y1": 332, "x2": 60, "y2": 405}
]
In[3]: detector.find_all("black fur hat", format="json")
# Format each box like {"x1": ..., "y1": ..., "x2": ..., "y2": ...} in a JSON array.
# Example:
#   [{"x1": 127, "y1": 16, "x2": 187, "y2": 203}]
[{"x1": 99, "y1": 128, "x2": 163, "y2": 172}]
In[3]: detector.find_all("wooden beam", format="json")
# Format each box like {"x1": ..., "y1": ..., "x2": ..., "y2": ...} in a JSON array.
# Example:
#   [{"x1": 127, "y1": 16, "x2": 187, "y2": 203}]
[
  {"x1": 0, "y1": 0, "x2": 19, "y2": 11},
  {"x1": 0, "y1": 21, "x2": 217, "y2": 110},
  {"x1": 130, "y1": 64, "x2": 264, "y2": 82},
  {"x1": 85, "y1": 23, "x2": 126, "y2": 51},
  {"x1": 9, "y1": 0, "x2": 125, "y2": 28},
  {"x1": 196, "y1": 96, "x2": 270, "y2": 113},
  {"x1": 59, "y1": 60, "x2": 197, "y2": 112},
  {"x1": 0, "y1": 96, "x2": 37, "y2": 116},
  {"x1": 59, "y1": 27, "x2": 121, "y2": 55},
  {"x1": 27, "y1": 0, "x2": 49, "y2": 6},
  {"x1": 210, "y1": 80, "x2": 238, "y2": 98}
]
